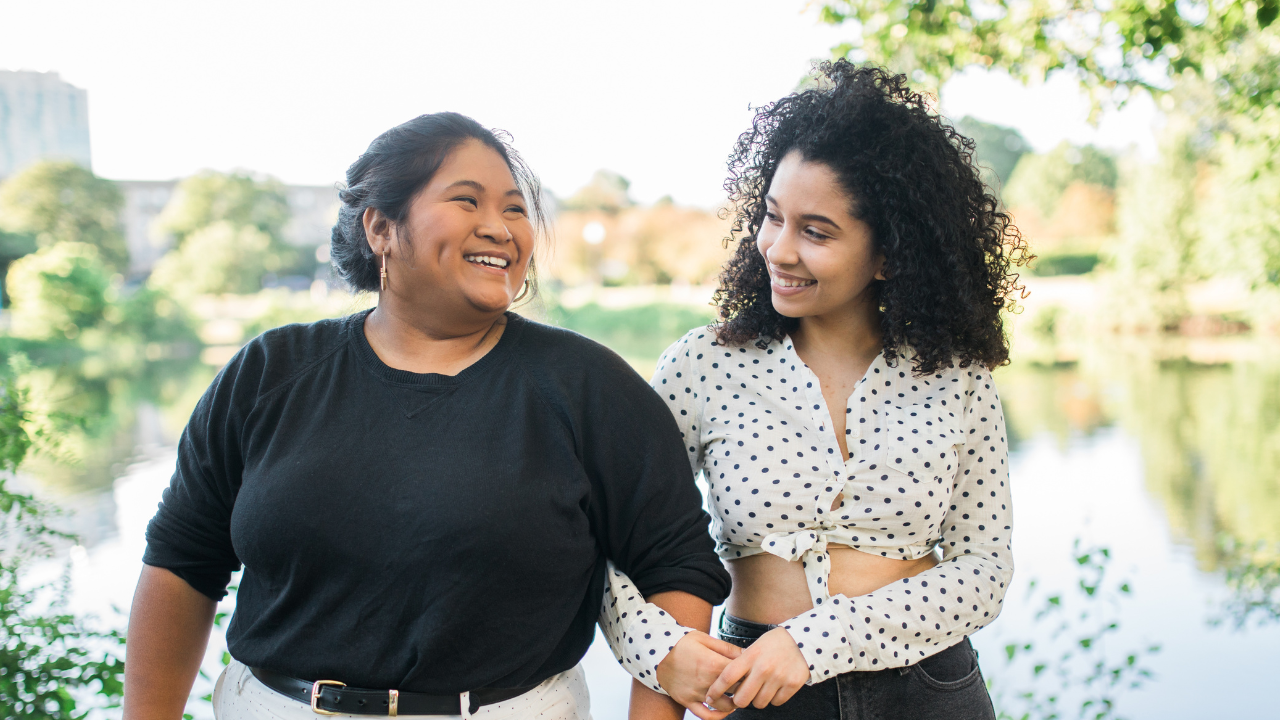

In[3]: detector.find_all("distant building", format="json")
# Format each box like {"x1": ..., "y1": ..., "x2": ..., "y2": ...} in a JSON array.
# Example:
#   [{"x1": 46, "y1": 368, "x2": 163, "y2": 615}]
[
  {"x1": 115, "y1": 180, "x2": 340, "y2": 276},
  {"x1": 0, "y1": 70, "x2": 91, "y2": 179}
]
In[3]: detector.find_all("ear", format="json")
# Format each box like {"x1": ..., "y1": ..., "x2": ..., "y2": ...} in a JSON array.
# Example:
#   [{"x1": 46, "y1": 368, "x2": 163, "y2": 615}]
[
  {"x1": 363, "y1": 207, "x2": 394, "y2": 255},
  {"x1": 873, "y1": 253, "x2": 888, "y2": 281}
]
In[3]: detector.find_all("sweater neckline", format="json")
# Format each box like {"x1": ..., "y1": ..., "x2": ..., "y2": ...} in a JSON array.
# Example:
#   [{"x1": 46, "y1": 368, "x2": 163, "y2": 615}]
[{"x1": 347, "y1": 308, "x2": 525, "y2": 387}]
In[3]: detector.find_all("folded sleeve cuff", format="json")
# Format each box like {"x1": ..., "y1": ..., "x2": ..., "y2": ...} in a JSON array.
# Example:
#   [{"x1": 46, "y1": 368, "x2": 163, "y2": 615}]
[{"x1": 598, "y1": 561, "x2": 692, "y2": 694}]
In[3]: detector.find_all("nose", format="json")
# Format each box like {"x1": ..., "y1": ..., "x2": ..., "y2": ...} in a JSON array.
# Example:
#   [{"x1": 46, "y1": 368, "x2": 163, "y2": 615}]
[
  {"x1": 476, "y1": 208, "x2": 513, "y2": 244},
  {"x1": 764, "y1": 223, "x2": 800, "y2": 267}
]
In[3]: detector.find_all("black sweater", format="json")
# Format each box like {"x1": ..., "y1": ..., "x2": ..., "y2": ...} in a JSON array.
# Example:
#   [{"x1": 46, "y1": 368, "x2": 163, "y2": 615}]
[{"x1": 142, "y1": 310, "x2": 729, "y2": 693}]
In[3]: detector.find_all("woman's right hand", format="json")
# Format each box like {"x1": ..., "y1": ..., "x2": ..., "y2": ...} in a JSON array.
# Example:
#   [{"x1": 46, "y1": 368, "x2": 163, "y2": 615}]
[{"x1": 655, "y1": 631, "x2": 742, "y2": 719}]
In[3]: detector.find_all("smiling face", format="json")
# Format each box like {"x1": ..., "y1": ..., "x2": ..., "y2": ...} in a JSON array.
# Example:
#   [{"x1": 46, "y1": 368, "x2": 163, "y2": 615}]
[
  {"x1": 368, "y1": 138, "x2": 534, "y2": 321},
  {"x1": 756, "y1": 150, "x2": 884, "y2": 321}
]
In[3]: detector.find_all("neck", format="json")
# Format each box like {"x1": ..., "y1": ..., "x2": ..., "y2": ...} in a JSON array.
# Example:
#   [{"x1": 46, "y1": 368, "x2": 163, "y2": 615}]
[
  {"x1": 364, "y1": 296, "x2": 508, "y2": 375},
  {"x1": 791, "y1": 293, "x2": 882, "y2": 363}
]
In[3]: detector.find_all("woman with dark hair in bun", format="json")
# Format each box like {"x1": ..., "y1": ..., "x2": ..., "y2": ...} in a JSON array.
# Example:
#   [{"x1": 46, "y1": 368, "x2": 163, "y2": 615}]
[
  {"x1": 123, "y1": 112, "x2": 737, "y2": 720},
  {"x1": 636, "y1": 61, "x2": 1031, "y2": 719}
]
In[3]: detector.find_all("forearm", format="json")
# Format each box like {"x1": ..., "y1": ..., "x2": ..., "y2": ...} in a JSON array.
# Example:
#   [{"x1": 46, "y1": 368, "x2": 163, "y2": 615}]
[
  {"x1": 124, "y1": 565, "x2": 217, "y2": 720},
  {"x1": 628, "y1": 590, "x2": 712, "y2": 720}
]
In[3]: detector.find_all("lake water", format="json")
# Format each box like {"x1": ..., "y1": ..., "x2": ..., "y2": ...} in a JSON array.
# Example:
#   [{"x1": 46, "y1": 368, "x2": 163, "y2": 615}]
[{"x1": 22, "y1": 328, "x2": 1280, "y2": 720}]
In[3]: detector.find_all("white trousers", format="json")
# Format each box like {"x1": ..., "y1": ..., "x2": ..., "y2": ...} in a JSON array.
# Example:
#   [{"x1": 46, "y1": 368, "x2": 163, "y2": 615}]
[{"x1": 212, "y1": 659, "x2": 593, "y2": 720}]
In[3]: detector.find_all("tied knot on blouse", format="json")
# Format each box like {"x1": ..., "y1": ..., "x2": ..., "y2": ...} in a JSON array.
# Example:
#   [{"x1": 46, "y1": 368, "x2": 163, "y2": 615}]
[{"x1": 647, "y1": 327, "x2": 1014, "y2": 683}]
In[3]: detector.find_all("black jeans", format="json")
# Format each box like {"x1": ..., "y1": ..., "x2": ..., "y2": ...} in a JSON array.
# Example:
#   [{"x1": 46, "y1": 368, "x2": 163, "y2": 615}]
[{"x1": 718, "y1": 614, "x2": 996, "y2": 720}]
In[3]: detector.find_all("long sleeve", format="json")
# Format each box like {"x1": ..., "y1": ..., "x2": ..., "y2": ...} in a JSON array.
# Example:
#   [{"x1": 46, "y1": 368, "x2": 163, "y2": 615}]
[
  {"x1": 595, "y1": 330, "x2": 715, "y2": 693},
  {"x1": 781, "y1": 368, "x2": 1014, "y2": 682},
  {"x1": 141, "y1": 344, "x2": 260, "y2": 600},
  {"x1": 597, "y1": 562, "x2": 692, "y2": 694}
]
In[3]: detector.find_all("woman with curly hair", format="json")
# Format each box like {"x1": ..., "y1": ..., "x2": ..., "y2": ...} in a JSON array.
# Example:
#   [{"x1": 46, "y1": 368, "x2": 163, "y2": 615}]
[{"x1": 636, "y1": 61, "x2": 1030, "y2": 719}]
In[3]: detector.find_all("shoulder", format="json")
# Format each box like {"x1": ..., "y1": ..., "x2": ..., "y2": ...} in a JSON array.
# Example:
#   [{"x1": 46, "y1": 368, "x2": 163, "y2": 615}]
[
  {"x1": 511, "y1": 315, "x2": 679, "y2": 423},
  {"x1": 661, "y1": 326, "x2": 789, "y2": 374},
  {"x1": 226, "y1": 313, "x2": 354, "y2": 402},
  {"x1": 513, "y1": 315, "x2": 634, "y2": 377},
  {"x1": 654, "y1": 325, "x2": 732, "y2": 373},
  {"x1": 511, "y1": 315, "x2": 654, "y2": 402}
]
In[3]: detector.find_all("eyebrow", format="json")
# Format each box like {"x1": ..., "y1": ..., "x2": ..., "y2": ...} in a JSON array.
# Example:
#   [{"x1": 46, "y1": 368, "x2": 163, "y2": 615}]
[
  {"x1": 765, "y1": 194, "x2": 843, "y2": 231},
  {"x1": 444, "y1": 179, "x2": 526, "y2": 199}
]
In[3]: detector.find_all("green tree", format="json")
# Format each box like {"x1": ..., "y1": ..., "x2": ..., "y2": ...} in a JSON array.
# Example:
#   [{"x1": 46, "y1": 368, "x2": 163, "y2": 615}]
[
  {"x1": 0, "y1": 353, "x2": 126, "y2": 719},
  {"x1": 3, "y1": 242, "x2": 194, "y2": 344},
  {"x1": 155, "y1": 170, "x2": 290, "y2": 246},
  {"x1": 4, "y1": 243, "x2": 112, "y2": 341},
  {"x1": 817, "y1": 0, "x2": 1280, "y2": 326},
  {"x1": 817, "y1": 0, "x2": 1279, "y2": 117},
  {"x1": 955, "y1": 116, "x2": 1028, "y2": 190},
  {"x1": 149, "y1": 220, "x2": 278, "y2": 297},
  {"x1": 152, "y1": 170, "x2": 302, "y2": 292},
  {"x1": 559, "y1": 170, "x2": 634, "y2": 213},
  {"x1": 1195, "y1": 129, "x2": 1280, "y2": 291},
  {"x1": 1004, "y1": 142, "x2": 1118, "y2": 218},
  {"x1": 0, "y1": 161, "x2": 129, "y2": 273}
]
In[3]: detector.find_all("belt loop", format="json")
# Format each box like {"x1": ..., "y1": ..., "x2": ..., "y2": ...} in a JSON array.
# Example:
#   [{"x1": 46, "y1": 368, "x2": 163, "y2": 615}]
[
  {"x1": 460, "y1": 690, "x2": 472, "y2": 719},
  {"x1": 388, "y1": 689, "x2": 398, "y2": 717}
]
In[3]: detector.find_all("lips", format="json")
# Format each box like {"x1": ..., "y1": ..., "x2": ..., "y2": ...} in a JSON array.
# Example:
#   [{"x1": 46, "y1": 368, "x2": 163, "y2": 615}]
[
  {"x1": 464, "y1": 253, "x2": 510, "y2": 269},
  {"x1": 774, "y1": 275, "x2": 815, "y2": 288},
  {"x1": 770, "y1": 268, "x2": 816, "y2": 296}
]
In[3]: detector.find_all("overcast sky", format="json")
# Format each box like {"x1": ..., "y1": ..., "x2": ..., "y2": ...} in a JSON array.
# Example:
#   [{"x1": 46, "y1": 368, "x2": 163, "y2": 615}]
[{"x1": 1, "y1": 0, "x2": 1159, "y2": 207}]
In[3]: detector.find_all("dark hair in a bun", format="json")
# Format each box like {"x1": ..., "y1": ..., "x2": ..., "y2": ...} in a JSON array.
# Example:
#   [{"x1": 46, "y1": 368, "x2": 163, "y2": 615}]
[{"x1": 330, "y1": 112, "x2": 545, "y2": 295}]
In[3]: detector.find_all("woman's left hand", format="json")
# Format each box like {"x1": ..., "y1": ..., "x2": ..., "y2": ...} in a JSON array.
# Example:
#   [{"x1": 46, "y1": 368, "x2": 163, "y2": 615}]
[{"x1": 704, "y1": 627, "x2": 809, "y2": 710}]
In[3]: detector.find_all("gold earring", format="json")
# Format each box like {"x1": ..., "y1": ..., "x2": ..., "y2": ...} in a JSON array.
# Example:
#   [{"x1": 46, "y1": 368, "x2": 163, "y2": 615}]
[
  {"x1": 513, "y1": 277, "x2": 530, "y2": 302},
  {"x1": 380, "y1": 252, "x2": 388, "y2": 292}
]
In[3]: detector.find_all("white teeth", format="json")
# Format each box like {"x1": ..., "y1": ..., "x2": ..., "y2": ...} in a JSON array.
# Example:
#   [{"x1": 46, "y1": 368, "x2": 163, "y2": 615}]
[
  {"x1": 465, "y1": 255, "x2": 509, "y2": 268},
  {"x1": 776, "y1": 276, "x2": 815, "y2": 288}
]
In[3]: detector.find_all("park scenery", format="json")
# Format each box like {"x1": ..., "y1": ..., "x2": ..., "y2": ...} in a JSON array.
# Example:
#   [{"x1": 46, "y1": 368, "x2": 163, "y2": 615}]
[{"x1": 2, "y1": 1, "x2": 1278, "y2": 719}]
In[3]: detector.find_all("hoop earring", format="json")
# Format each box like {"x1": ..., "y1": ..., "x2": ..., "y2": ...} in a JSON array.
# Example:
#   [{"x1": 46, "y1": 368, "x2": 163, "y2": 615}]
[
  {"x1": 380, "y1": 252, "x2": 388, "y2": 292},
  {"x1": 513, "y1": 277, "x2": 530, "y2": 302}
]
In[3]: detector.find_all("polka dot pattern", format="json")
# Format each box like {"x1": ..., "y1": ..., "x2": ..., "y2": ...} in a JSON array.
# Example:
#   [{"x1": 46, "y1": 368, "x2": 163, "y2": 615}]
[
  {"x1": 651, "y1": 328, "x2": 1014, "y2": 684},
  {"x1": 598, "y1": 562, "x2": 691, "y2": 694}
]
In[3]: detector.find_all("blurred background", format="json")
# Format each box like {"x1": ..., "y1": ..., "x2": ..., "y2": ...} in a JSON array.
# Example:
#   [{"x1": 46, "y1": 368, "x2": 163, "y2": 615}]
[{"x1": 1, "y1": 1, "x2": 1277, "y2": 718}]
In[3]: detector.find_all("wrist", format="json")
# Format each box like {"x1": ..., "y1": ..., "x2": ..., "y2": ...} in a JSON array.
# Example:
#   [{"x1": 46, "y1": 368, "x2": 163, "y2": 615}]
[{"x1": 780, "y1": 606, "x2": 846, "y2": 685}]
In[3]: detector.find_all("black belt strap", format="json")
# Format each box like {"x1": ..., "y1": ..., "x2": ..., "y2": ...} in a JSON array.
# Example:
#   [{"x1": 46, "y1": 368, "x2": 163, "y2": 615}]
[{"x1": 250, "y1": 667, "x2": 537, "y2": 716}]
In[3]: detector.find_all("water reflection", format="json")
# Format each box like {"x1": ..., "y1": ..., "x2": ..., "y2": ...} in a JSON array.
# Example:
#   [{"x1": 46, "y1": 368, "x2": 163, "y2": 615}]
[
  {"x1": 998, "y1": 341, "x2": 1280, "y2": 571},
  {"x1": 15, "y1": 347, "x2": 210, "y2": 546}
]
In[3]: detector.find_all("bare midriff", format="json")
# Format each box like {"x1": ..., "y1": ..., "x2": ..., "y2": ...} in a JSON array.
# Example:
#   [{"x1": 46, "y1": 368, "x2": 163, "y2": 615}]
[{"x1": 725, "y1": 546, "x2": 940, "y2": 626}]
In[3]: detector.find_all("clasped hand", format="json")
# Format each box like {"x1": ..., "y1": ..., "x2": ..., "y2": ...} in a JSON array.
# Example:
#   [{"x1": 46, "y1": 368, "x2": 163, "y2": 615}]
[{"x1": 655, "y1": 627, "x2": 809, "y2": 719}]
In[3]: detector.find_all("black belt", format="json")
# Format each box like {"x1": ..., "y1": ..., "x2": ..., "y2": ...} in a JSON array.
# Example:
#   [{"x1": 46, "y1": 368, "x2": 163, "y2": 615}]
[
  {"x1": 717, "y1": 613, "x2": 777, "y2": 649},
  {"x1": 250, "y1": 667, "x2": 538, "y2": 716}
]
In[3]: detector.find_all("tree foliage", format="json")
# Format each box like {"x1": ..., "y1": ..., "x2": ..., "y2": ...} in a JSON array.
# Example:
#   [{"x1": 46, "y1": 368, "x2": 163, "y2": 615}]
[
  {"x1": 1005, "y1": 142, "x2": 1118, "y2": 218},
  {"x1": 4, "y1": 242, "x2": 194, "y2": 344},
  {"x1": 149, "y1": 220, "x2": 280, "y2": 297},
  {"x1": 818, "y1": 0, "x2": 1280, "y2": 329},
  {"x1": 558, "y1": 170, "x2": 635, "y2": 213},
  {"x1": 155, "y1": 170, "x2": 290, "y2": 246},
  {"x1": 0, "y1": 355, "x2": 125, "y2": 719},
  {"x1": 0, "y1": 161, "x2": 129, "y2": 272},
  {"x1": 818, "y1": 0, "x2": 1280, "y2": 117},
  {"x1": 955, "y1": 116, "x2": 1029, "y2": 188},
  {"x1": 152, "y1": 171, "x2": 301, "y2": 293},
  {"x1": 4, "y1": 244, "x2": 112, "y2": 341}
]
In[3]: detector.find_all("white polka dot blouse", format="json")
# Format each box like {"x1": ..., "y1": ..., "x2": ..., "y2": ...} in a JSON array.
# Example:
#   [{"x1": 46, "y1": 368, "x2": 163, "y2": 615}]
[{"x1": 650, "y1": 327, "x2": 1014, "y2": 684}]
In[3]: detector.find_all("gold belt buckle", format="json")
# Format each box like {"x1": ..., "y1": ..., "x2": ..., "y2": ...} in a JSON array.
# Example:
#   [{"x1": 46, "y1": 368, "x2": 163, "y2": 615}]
[{"x1": 310, "y1": 679, "x2": 346, "y2": 716}]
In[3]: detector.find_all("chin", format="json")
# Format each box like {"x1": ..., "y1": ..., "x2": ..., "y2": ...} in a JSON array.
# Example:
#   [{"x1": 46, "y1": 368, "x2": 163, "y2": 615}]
[
  {"x1": 770, "y1": 294, "x2": 813, "y2": 319},
  {"x1": 465, "y1": 292, "x2": 516, "y2": 315}
]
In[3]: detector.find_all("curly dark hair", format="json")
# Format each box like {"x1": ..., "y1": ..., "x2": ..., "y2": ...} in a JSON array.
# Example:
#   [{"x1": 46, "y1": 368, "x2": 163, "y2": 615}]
[{"x1": 713, "y1": 61, "x2": 1031, "y2": 375}]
